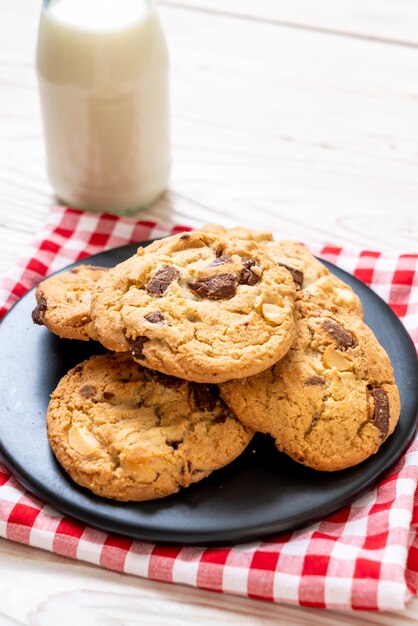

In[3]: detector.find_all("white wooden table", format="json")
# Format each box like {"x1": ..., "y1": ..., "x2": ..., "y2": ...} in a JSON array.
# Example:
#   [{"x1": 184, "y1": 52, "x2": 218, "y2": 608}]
[{"x1": 0, "y1": 1, "x2": 417, "y2": 623}]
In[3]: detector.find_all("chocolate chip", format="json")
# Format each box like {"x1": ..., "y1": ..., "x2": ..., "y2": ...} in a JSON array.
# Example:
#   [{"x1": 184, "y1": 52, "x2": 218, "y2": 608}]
[
  {"x1": 127, "y1": 336, "x2": 149, "y2": 360},
  {"x1": 208, "y1": 255, "x2": 233, "y2": 267},
  {"x1": 144, "y1": 369, "x2": 182, "y2": 388},
  {"x1": 239, "y1": 268, "x2": 259, "y2": 286},
  {"x1": 277, "y1": 262, "x2": 304, "y2": 288},
  {"x1": 322, "y1": 319, "x2": 357, "y2": 350},
  {"x1": 191, "y1": 383, "x2": 220, "y2": 411},
  {"x1": 79, "y1": 385, "x2": 97, "y2": 399},
  {"x1": 167, "y1": 440, "x2": 182, "y2": 450},
  {"x1": 188, "y1": 274, "x2": 237, "y2": 300},
  {"x1": 242, "y1": 258, "x2": 256, "y2": 269},
  {"x1": 31, "y1": 294, "x2": 47, "y2": 325},
  {"x1": 31, "y1": 308, "x2": 44, "y2": 325},
  {"x1": 144, "y1": 311, "x2": 165, "y2": 324},
  {"x1": 304, "y1": 375, "x2": 325, "y2": 387},
  {"x1": 146, "y1": 265, "x2": 180, "y2": 296},
  {"x1": 239, "y1": 267, "x2": 259, "y2": 285},
  {"x1": 371, "y1": 388, "x2": 390, "y2": 439},
  {"x1": 103, "y1": 391, "x2": 115, "y2": 400},
  {"x1": 215, "y1": 248, "x2": 224, "y2": 258},
  {"x1": 180, "y1": 233, "x2": 190, "y2": 240},
  {"x1": 73, "y1": 365, "x2": 83, "y2": 374},
  {"x1": 238, "y1": 258, "x2": 260, "y2": 286}
]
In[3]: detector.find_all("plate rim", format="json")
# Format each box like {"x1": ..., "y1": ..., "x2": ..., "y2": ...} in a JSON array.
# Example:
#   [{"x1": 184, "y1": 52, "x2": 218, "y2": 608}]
[{"x1": 0, "y1": 240, "x2": 417, "y2": 545}]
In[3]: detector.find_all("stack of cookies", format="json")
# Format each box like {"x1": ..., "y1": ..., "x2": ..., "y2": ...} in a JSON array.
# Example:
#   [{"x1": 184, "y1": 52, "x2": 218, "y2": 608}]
[{"x1": 32, "y1": 225, "x2": 400, "y2": 501}]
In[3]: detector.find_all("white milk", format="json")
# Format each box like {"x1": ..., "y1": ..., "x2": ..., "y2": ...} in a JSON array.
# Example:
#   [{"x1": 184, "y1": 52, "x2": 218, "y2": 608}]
[{"x1": 37, "y1": 0, "x2": 170, "y2": 213}]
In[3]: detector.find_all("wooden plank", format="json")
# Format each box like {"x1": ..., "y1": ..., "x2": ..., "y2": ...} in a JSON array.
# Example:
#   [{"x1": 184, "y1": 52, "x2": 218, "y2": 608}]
[
  {"x1": 158, "y1": 4, "x2": 418, "y2": 252},
  {"x1": 1, "y1": 538, "x2": 418, "y2": 625},
  {"x1": 0, "y1": 0, "x2": 417, "y2": 280},
  {"x1": 160, "y1": 0, "x2": 418, "y2": 46}
]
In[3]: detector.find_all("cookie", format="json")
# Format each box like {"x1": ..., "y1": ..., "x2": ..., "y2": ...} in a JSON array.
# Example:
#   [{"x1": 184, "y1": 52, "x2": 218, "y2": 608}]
[
  {"x1": 263, "y1": 240, "x2": 363, "y2": 317},
  {"x1": 297, "y1": 274, "x2": 363, "y2": 317},
  {"x1": 201, "y1": 228, "x2": 362, "y2": 317},
  {"x1": 263, "y1": 240, "x2": 328, "y2": 288},
  {"x1": 91, "y1": 230, "x2": 297, "y2": 383},
  {"x1": 47, "y1": 354, "x2": 253, "y2": 501},
  {"x1": 200, "y1": 227, "x2": 326, "y2": 288},
  {"x1": 220, "y1": 301, "x2": 400, "y2": 471},
  {"x1": 32, "y1": 265, "x2": 108, "y2": 341}
]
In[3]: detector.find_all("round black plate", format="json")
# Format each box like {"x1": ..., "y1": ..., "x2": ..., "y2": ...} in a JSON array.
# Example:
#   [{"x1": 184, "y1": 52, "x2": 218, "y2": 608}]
[{"x1": 0, "y1": 242, "x2": 417, "y2": 545}]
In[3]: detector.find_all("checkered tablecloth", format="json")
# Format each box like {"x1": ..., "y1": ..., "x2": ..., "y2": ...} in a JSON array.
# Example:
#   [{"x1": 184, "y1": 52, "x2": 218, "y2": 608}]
[{"x1": 0, "y1": 207, "x2": 417, "y2": 611}]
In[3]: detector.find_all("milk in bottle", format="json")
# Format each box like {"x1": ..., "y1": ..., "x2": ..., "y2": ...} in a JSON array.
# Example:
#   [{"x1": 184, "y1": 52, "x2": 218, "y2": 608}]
[{"x1": 37, "y1": 0, "x2": 170, "y2": 212}]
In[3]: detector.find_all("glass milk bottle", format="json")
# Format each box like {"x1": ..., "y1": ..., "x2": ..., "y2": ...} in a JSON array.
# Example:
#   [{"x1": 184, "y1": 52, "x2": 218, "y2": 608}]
[{"x1": 36, "y1": 0, "x2": 170, "y2": 213}]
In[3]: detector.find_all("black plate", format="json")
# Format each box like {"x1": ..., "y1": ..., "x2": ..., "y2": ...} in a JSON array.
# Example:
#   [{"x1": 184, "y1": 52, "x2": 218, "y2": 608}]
[{"x1": 0, "y1": 242, "x2": 417, "y2": 545}]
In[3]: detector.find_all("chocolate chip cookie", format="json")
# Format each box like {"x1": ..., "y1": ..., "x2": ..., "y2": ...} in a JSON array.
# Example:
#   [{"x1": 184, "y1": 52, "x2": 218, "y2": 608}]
[
  {"x1": 201, "y1": 223, "x2": 273, "y2": 242},
  {"x1": 264, "y1": 240, "x2": 363, "y2": 317},
  {"x1": 91, "y1": 230, "x2": 297, "y2": 383},
  {"x1": 220, "y1": 301, "x2": 400, "y2": 471},
  {"x1": 32, "y1": 265, "x2": 108, "y2": 341},
  {"x1": 200, "y1": 227, "x2": 363, "y2": 317},
  {"x1": 47, "y1": 354, "x2": 253, "y2": 501}
]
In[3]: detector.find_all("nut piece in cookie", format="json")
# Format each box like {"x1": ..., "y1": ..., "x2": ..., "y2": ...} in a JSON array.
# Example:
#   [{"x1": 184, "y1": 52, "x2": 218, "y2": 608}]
[
  {"x1": 220, "y1": 301, "x2": 400, "y2": 471},
  {"x1": 46, "y1": 354, "x2": 253, "y2": 501},
  {"x1": 32, "y1": 265, "x2": 108, "y2": 341},
  {"x1": 91, "y1": 230, "x2": 297, "y2": 383}
]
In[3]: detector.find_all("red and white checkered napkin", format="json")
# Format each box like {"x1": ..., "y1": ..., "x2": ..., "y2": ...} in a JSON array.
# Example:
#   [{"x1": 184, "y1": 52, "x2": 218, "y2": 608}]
[{"x1": 1, "y1": 207, "x2": 418, "y2": 611}]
